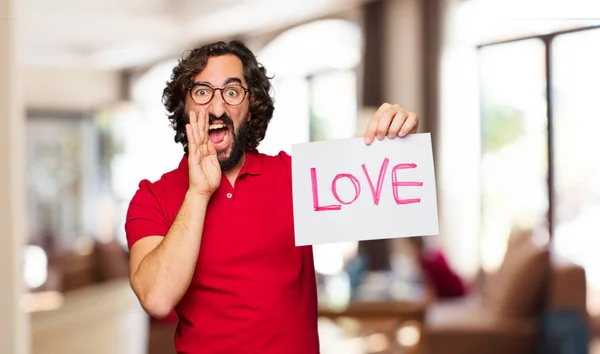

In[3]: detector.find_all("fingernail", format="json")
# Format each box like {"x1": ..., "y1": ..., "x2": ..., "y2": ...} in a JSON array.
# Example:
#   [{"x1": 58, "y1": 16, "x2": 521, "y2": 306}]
[
  {"x1": 388, "y1": 133, "x2": 395, "y2": 139},
  {"x1": 364, "y1": 137, "x2": 372, "y2": 145}
]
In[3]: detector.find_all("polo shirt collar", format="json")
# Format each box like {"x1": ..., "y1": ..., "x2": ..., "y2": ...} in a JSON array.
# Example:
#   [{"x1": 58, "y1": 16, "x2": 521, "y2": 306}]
[
  {"x1": 239, "y1": 149, "x2": 262, "y2": 176},
  {"x1": 178, "y1": 149, "x2": 262, "y2": 181}
]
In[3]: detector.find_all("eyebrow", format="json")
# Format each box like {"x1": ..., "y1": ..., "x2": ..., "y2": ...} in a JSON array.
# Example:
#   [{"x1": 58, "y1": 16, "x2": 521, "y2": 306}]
[{"x1": 192, "y1": 77, "x2": 243, "y2": 87}]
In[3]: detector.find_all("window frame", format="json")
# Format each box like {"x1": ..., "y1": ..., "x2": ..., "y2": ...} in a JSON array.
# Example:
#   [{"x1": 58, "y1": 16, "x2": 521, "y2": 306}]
[{"x1": 477, "y1": 24, "x2": 600, "y2": 243}]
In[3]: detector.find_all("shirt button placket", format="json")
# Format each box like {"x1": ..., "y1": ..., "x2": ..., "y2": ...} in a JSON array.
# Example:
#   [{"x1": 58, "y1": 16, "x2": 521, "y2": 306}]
[{"x1": 226, "y1": 189, "x2": 234, "y2": 217}]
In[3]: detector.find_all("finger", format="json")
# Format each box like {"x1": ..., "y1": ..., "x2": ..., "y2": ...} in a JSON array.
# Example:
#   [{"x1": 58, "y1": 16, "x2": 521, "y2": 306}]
[
  {"x1": 197, "y1": 107, "x2": 209, "y2": 144},
  {"x1": 187, "y1": 111, "x2": 197, "y2": 147},
  {"x1": 387, "y1": 110, "x2": 409, "y2": 138},
  {"x1": 186, "y1": 124, "x2": 197, "y2": 160},
  {"x1": 399, "y1": 112, "x2": 418, "y2": 137},
  {"x1": 206, "y1": 139, "x2": 217, "y2": 156},
  {"x1": 188, "y1": 110, "x2": 197, "y2": 132},
  {"x1": 376, "y1": 107, "x2": 396, "y2": 140},
  {"x1": 364, "y1": 103, "x2": 390, "y2": 145},
  {"x1": 364, "y1": 118, "x2": 378, "y2": 145},
  {"x1": 186, "y1": 123, "x2": 194, "y2": 147},
  {"x1": 187, "y1": 110, "x2": 201, "y2": 146},
  {"x1": 190, "y1": 111, "x2": 204, "y2": 148}
]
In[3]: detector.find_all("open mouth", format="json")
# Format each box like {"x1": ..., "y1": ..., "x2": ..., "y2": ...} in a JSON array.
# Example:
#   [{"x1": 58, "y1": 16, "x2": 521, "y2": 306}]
[{"x1": 208, "y1": 123, "x2": 232, "y2": 151}]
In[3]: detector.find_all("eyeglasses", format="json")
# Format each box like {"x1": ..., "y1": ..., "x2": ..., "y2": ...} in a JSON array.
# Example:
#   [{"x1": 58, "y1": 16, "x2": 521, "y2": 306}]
[{"x1": 188, "y1": 82, "x2": 249, "y2": 106}]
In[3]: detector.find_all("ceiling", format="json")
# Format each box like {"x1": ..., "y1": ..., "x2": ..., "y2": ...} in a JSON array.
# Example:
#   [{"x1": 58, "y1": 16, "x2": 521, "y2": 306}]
[{"x1": 17, "y1": 0, "x2": 371, "y2": 70}]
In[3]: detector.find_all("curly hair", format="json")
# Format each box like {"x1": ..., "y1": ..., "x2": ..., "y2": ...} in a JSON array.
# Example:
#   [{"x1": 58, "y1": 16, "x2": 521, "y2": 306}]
[{"x1": 162, "y1": 40, "x2": 274, "y2": 153}]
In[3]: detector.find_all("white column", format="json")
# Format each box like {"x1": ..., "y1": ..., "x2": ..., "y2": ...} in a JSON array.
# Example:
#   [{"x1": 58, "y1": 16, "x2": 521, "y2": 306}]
[
  {"x1": 437, "y1": 0, "x2": 481, "y2": 277},
  {"x1": 0, "y1": 0, "x2": 30, "y2": 352},
  {"x1": 382, "y1": 0, "x2": 423, "y2": 120}
]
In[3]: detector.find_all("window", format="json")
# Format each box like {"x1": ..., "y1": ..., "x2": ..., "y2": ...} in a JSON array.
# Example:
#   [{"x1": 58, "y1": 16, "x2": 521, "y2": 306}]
[
  {"x1": 26, "y1": 114, "x2": 96, "y2": 246},
  {"x1": 478, "y1": 39, "x2": 548, "y2": 271},
  {"x1": 257, "y1": 19, "x2": 362, "y2": 153},
  {"x1": 478, "y1": 25, "x2": 600, "y2": 315},
  {"x1": 552, "y1": 28, "x2": 600, "y2": 315}
]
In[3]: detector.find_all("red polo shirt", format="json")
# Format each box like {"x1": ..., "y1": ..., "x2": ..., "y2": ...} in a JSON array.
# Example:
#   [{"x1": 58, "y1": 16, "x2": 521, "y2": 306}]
[{"x1": 125, "y1": 150, "x2": 319, "y2": 354}]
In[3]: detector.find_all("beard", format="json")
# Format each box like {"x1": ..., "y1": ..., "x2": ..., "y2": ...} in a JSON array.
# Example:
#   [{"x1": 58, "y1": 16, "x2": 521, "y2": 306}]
[{"x1": 214, "y1": 114, "x2": 251, "y2": 172}]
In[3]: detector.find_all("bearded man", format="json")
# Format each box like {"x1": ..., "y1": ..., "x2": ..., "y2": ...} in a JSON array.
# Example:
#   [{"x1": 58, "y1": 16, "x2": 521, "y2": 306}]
[{"x1": 125, "y1": 40, "x2": 419, "y2": 354}]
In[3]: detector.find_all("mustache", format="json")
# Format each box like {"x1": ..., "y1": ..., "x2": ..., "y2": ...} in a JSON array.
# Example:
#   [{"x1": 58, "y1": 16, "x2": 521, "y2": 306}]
[{"x1": 209, "y1": 113, "x2": 233, "y2": 126}]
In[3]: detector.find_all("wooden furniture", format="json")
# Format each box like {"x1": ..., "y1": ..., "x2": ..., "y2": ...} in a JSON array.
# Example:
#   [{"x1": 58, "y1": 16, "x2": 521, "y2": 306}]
[{"x1": 319, "y1": 300, "x2": 428, "y2": 354}]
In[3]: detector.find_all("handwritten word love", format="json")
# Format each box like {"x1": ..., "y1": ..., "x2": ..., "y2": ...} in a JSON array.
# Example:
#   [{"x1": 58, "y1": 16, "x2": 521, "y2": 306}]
[{"x1": 310, "y1": 158, "x2": 423, "y2": 212}]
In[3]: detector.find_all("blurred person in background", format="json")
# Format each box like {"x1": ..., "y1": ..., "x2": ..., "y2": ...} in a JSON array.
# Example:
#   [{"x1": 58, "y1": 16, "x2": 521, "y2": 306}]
[
  {"x1": 408, "y1": 236, "x2": 468, "y2": 303},
  {"x1": 125, "y1": 40, "x2": 419, "y2": 354}
]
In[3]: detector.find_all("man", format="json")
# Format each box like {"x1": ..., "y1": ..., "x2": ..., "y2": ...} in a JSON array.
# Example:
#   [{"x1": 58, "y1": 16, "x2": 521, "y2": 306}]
[{"x1": 125, "y1": 40, "x2": 418, "y2": 354}]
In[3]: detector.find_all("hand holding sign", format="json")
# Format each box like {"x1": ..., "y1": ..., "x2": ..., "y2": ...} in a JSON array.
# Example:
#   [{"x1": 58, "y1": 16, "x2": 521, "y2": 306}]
[
  {"x1": 363, "y1": 103, "x2": 419, "y2": 144},
  {"x1": 292, "y1": 133, "x2": 438, "y2": 246}
]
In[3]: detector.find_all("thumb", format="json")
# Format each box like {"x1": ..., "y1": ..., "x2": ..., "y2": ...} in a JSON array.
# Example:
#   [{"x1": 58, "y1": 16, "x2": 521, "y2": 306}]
[{"x1": 207, "y1": 140, "x2": 217, "y2": 155}]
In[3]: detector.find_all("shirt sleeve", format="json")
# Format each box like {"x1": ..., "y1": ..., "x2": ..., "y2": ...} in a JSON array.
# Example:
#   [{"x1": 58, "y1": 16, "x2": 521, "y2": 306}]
[
  {"x1": 124, "y1": 179, "x2": 169, "y2": 250},
  {"x1": 278, "y1": 150, "x2": 293, "y2": 187}
]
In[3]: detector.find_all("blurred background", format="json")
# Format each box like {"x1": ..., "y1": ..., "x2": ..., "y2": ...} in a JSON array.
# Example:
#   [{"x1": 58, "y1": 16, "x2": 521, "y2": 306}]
[{"x1": 1, "y1": 0, "x2": 600, "y2": 353}]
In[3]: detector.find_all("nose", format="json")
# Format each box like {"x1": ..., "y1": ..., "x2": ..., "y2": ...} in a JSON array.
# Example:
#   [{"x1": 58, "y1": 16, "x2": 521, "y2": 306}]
[{"x1": 207, "y1": 89, "x2": 227, "y2": 118}]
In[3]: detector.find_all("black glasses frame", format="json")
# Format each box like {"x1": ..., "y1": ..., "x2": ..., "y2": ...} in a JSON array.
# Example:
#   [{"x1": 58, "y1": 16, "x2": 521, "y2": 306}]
[{"x1": 188, "y1": 82, "x2": 249, "y2": 106}]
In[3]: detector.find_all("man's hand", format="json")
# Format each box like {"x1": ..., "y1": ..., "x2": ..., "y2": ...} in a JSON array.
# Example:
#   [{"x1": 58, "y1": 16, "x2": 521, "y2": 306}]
[
  {"x1": 128, "y1": 109, "x2": 217, "y2": 318},
  {"x1": 363, "y1": 103, "x2": 419, "y2": 145},
  {"x1": 186, "y1": 109, "x2": 221, "y2": 196}
]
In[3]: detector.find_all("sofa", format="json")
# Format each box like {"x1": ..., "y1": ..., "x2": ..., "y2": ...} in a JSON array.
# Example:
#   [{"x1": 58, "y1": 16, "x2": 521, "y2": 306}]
[{"x1": 423, "y1": 229, "x2": 589, "y2": 354}]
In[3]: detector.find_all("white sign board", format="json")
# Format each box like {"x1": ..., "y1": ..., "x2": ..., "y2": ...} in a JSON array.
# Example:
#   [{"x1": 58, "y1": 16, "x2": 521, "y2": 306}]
[{"x1": 291, "y1": 133, "x2": 439, "y2": 246}]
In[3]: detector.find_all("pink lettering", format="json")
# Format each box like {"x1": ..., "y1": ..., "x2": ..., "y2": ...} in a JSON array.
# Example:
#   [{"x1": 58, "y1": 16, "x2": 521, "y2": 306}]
[
  {"x1": 310, "y1": 160, "x2": 424, "y2": 211},
  {"x1": 391, "y1": 163, "x2": 423, "y2": 205},
  {"x1": 310, "y1": 168, "x2": 341, "y2": 211},
  {"x1": 361, "y1": 158, "x2": 390, "y2": 205},
  {"x1": 331, "y1": 174, "x2": 361, "y2": 205}
]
